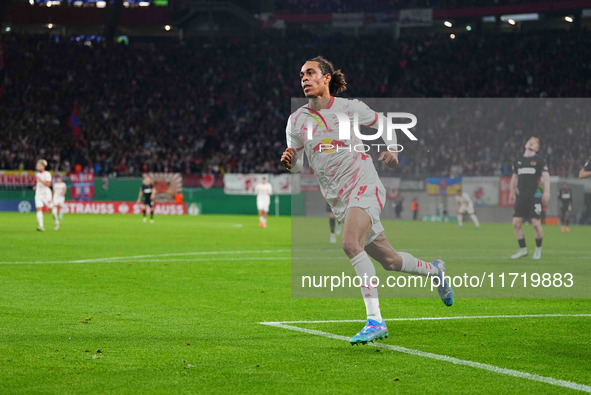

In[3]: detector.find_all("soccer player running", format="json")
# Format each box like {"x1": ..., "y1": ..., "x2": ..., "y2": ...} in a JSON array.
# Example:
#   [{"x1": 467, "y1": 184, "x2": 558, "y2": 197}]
[
  {"x1": 455, "y1": 188, "x2": 480, "y2": 229},
  {"x1": 52, "y1": 175, "x2": 67, "y2": 231},
  {"x1": 509, "y1": 137, "x2": 550, "y2": 260},
  {"x1": 579, "y1": 155, "x2": 591, "y2": 179},
  {"x1": 254, "y1": 176, "x2": 273, "y2": 228},
  {"x1": 558, "y1": 183, "x2": 572, "y2": 232},
  {"x1": 137, "y1": 175, "x2": 156, "y2": 223},
  {"x1": 280, "y1": 56, "x2": 453, "y2": 345},
  {"x1": 34, "y1": 159, "x2": 53, "y2": 232}
]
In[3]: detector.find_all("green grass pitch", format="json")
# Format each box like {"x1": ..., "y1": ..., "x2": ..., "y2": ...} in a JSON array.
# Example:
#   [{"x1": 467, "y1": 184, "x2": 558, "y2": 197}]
[{"x1": 0, "y1": 212, "x2": 590, "y2": 393}]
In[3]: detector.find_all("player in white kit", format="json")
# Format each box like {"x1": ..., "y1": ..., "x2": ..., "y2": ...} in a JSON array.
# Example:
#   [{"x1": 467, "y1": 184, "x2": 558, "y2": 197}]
[
  {"x1": 34, "y1": 159, "x2": 53, "y2": 232},
  {"x1": 255, "y1": 177, "x2": 273, "y2": 228},
  {"x1": 52, "y1": 175, "x2": 67, "y2": 230},
  {"x1": 280, "y1": 56, "x2": 453, "y2": 345},
  {"x1": 455, "y1": 189, "x2": 480, "y2": 229}
]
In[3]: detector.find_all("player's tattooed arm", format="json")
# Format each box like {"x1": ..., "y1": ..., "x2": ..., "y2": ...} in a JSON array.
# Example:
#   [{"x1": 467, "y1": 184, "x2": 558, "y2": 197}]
[
  {"x1": 579, "y1": 169, "x2": 591, "y2": 179},
  {"x1": 137, "y1": 189, "x2": 142, "y2": 204}
]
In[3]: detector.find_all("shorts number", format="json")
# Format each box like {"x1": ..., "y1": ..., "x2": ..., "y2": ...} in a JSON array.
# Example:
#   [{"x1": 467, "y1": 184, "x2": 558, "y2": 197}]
[{"x1": 534, "y1": 203, "x2": 542, "y2": 215}]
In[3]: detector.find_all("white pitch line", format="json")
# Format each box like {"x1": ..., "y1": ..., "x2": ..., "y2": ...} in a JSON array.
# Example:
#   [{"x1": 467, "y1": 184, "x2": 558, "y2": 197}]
[
  {"x1": 260, "y1": 314, "x2": 591, "y2": 393},
  {"x1": 120, "y1": 257, "x2": 288, "y2": 263},
  {"x1": 263, "y1": 313, "x2": 591, "y2": 325},
  {"x1": 0, "y1": 249, "x2": 290, "y2": 265}
]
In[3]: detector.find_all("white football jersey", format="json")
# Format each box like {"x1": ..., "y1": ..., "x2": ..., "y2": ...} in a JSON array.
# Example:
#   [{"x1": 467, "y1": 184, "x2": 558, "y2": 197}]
[
  {"x1": 53, "y1": 181, "x2": 67, "y2": 198},
  {"x1": 255, "y1": 183, "x2": 273, "y2": 199},
  {"x1": 456, "y1": 192, "x2": 473, "y2": 207},
  {"x1": 286, "y1": 97, "x2": 383, "y2": 215},
  {"x1": 35, "y1": 171, "x2": 52, "y2": 197}
]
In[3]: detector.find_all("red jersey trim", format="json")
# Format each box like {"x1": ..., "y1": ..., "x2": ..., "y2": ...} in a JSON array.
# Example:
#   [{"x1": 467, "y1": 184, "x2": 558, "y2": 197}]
[
  {"x1": 366, "y1": 112, "x2": 379, "y2": 127},
  {"x1": 375, "y1": 186, "x2": 383, "y2": 211},
  {"x1": 327, "y1": 96, "x2": 335, "y2": 109}
]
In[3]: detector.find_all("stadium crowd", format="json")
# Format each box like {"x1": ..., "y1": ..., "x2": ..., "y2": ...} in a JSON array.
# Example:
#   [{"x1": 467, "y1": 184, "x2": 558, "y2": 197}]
[
  {"x1": 272, "y1": 0, "x2": 548, "y2": 13},
  {"x1": 0, "y1": 28, "x2": 590, "y2": 177}
]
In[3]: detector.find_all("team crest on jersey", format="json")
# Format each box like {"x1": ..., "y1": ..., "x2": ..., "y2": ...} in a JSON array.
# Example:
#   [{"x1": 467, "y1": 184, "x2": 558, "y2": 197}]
[{"x1": 530, "y1": 161, "x2": 536, "y2": 166}]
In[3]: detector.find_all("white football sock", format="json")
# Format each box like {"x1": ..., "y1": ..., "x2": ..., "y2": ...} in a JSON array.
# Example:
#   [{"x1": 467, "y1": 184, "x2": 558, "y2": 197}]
[
  {"x1": 52, "y1": 207, "x2": 59, "y2": 224},
  {"x1": 36, "y1": 211, "x2": 44, "y2": 228},
  {"x1": 470, "y1": 214, "x2": 480, "y2": 228},
  {"x1": 457, "y1": 214, "x2": 463, "y2": 227},
  {"x1": 398, "y1": 252, "x2": 439, "y2": 277},
  {"x1": 350, "y1": 251, "x2": 382, "y2": 322},
  {"x1": 259, "y1": 216, "x2": 263, "y2": 223},
  {"x1": 262, "y1": 217, "x2": 267, "y2": 224}
]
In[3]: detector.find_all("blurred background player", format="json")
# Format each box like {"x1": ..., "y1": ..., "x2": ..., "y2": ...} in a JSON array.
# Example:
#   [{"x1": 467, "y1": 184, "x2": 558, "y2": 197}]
[
  {"x1": 394, "y1": 197, "x2": 404, "y2": 219},
  {"x1": 411, "y1": 198, "x2": 419, "y2": 220},
  {"x1": 137, "y1": 175, "x2": 156, "y2": 223},
  {"x1": 579, "y1": 155, "x2": 591, "y2": 179},
  {"x1": 509, "y1": 137, "x2": 550, "y2": 259},
  {"x1": 255, "y1": 176, "x2": 273, "y2": 228},
  {"x1": 455, "y1": 189, "x2": 480, "y2": 229},
  {"x1": 52, "y1": 175, "x2": 67, "y2": 231},
  {"x1": 558, "y1": 183, "x2": 573, "y2": 232},
  {"x1": 327, "y1": 203, "x2": 342, "y2": 243},
  {"x1": 34, "y1": 159, "x2": 53, "y2": 232}
]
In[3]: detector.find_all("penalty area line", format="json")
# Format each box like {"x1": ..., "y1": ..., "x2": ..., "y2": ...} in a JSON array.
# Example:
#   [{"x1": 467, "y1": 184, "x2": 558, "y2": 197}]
[{"x1": 259, "y1": 315, "x2": 591, "y2": 393}]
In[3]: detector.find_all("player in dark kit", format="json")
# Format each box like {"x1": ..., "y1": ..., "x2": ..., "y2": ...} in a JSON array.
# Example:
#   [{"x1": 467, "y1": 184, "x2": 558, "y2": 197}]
[
  {"x1": 558, "y1": 183, "x2": 573, "y2": 232},
  {"x1": 509, "y1": 137, "x2": 550, "y2": 260},
  {"x1": 137, "y1": 175, "x2": 156, "y2": 223}
]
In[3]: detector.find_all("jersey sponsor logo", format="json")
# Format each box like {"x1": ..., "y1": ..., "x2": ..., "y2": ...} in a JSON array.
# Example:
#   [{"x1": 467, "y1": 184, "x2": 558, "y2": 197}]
[
  {"x1": 312, "y1": 138, "x2": 348, "y2": 153},
  {"x1": 517, "y1": 167, "x2": 536, "y2": 175}
]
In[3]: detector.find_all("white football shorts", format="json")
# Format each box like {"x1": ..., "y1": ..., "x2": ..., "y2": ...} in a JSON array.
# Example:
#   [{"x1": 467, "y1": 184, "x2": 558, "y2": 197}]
[
  {"x1": 333, "y1": 183, "x2": 386, "y2": 246},
  {"x1": 35, "y1": 191, "x2": 53, "y2": 209},
  {"x1": 458, "y1": 204, "x2": 475, "y2": 215},
  {"x1": 257, "y1": 197, "x2": 270, "y2": 212}
]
